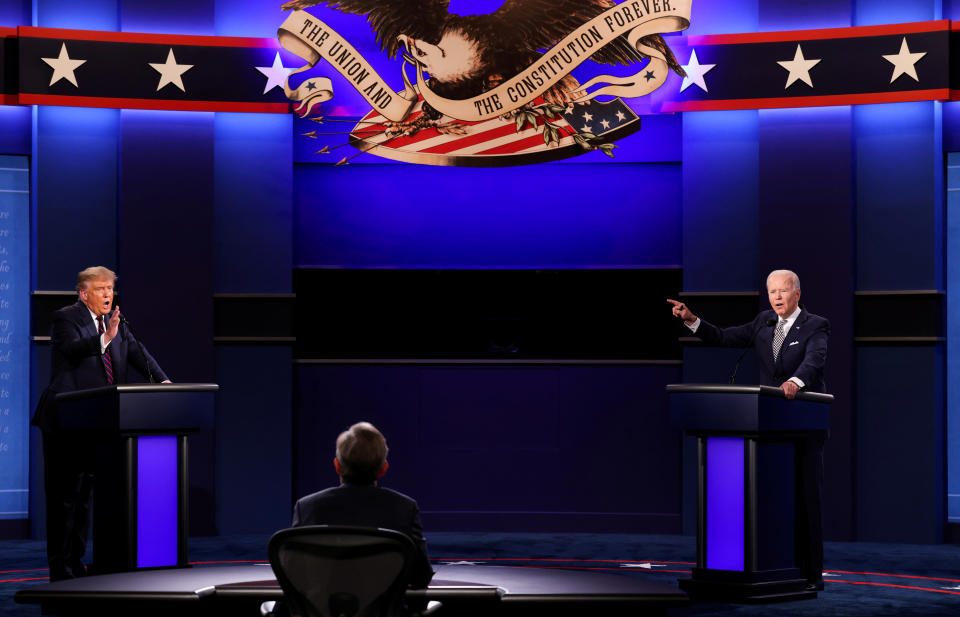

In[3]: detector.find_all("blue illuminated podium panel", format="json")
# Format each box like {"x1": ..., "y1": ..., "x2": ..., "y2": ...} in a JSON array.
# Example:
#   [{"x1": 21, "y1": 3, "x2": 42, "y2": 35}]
[
  {"x1": 55, "y1": 384, "x2": 217, "y2": 574},
  {"x1": 668, "y1": 384, "x2": 831, "y2": 602}
]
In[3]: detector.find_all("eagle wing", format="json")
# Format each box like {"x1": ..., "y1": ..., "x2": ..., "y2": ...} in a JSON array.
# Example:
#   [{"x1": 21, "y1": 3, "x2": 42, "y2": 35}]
[
  {"x1": 493, "y1": 0, "x2": 679, "y2": 70},
  {"x1": 282, "y1": 0, "x2": 451, "y2": 58}
]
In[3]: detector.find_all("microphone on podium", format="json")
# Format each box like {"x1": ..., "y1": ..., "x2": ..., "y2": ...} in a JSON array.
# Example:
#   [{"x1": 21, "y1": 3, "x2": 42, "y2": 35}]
[{"x1": 728, "y1": 318, "x2": 777, "y2": 384}]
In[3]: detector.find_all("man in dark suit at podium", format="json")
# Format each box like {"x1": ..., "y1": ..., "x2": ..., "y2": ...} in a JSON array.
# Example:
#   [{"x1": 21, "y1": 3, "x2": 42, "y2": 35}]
[
  {"x1": 292, "y1": 422, "x2": 434, "y2": 589},
  {"x1": 667, "y1": 269, "x2": 829, "y2": 591},
  {"x1": 33, "y1": 266, "x2": 169, "y2": 581}
]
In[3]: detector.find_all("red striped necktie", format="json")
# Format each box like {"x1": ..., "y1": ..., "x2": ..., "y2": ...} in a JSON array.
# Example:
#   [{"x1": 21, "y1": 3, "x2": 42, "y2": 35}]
[{"x1": 96, "y1": 315, "x2": 115, "y2": 385}]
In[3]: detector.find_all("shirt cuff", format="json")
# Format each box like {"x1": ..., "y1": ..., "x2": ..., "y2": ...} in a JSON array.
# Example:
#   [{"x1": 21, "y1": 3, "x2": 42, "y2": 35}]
[
  {"x1": 788, "y1": 376, "x2": 805, "y2": 389},
  {"x1": 99, "y1": 333, "x2": 109, "y2": 354},
  {"x1": 685, "y1": 318, "x2": 701, "y2": 332}
]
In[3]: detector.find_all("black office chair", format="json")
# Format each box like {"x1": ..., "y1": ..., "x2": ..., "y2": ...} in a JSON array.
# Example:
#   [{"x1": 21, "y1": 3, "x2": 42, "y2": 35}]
[{"x1": 264, "y1": 525, "x2": 436, "y2": 617}]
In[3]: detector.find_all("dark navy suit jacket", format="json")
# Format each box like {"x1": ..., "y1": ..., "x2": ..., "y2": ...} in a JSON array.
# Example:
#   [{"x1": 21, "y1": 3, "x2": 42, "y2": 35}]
[
  {"x1": 32, "y1": 301, "x2": 168, "y2": 431},
  {"x1": 292, "y1": 483, "x2": 434, "y2": 588},
  {"x1": 694, "y1": 308, "x2": 830, "y2": 392}
]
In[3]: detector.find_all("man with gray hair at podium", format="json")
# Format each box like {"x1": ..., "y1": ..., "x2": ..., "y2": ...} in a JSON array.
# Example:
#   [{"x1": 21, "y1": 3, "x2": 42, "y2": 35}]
[
  {"x1": 667, "y1": 269, "x2": 829, "y2": 398},
  {"x1": 667, "y1": 269, "x2": 829, "y2": 592},
  {"x1": 292, "y1": 421, "x2": 434, "y2": 589},
  {"x1": 32, "y1": 266, "x2": 170, "y2": 581}
]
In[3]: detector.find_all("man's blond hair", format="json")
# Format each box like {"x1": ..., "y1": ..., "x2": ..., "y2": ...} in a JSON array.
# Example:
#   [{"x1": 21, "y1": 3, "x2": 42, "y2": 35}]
[{"x1": 76, "y1": 266, "x2": 117, "y2": 292}]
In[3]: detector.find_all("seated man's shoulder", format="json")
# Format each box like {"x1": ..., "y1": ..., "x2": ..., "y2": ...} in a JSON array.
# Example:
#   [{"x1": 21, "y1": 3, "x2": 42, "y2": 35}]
[
  {"x1": 295, "y1": 485, "x2": 341, "y2": 506},
  {"x1": 378, "y1": 486, "x2": 419, "y2": 505}
]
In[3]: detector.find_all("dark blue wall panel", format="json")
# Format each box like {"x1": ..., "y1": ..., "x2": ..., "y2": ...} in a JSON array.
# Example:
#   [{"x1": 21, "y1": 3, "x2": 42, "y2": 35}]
[
  {"x1": 36, "y1": 106, "x2": 119, "y2": 289},
  {"x1": 294, "y1": 163, "x2": 681, "y2": 268},
  {"x1": 759, "y1": 0, "x2": 850, "y2": 30},
  {"x1": 214, "y1": 113, "x2": 293, "y2": 293},
  {"x1": 856, "y1": 102, "x2": 943, "y2": 291},
  {"x1": 0, "y1": 0, "x2": 29, "y2": 26},
  {"x1": 215, "y1": 346, "x2": 292, "y2": 534},
  {"x1": 857, "y1": 346, "x2": 945, "y2": 543},
  {"x1": 119, "y1": 109, "x2": 214, "y2": 381},
  {"x1": 294, "y1": 363, "x2": 683, "y2": 533},
  {"x1": 855, "y1": 0, "x2": 940, "y2": 26},
  {"x1": 681, "y1": 110, "x2": 759, "y2": 291},
  {"x1": 688, "y1": 0, "x2": 757, "y2": 35},
  {"x1": 214, "y1": 0, "x2": 288, "y2": 38},
  {"x1": 0, "y1": 107, "x2": 31, "y2": 156},
  {"x1": 36, "y1": 0, "x2": 118, "y2": 30},
  {"x1": 120, "y1": 0, "x2": 213, "y2": 34}
]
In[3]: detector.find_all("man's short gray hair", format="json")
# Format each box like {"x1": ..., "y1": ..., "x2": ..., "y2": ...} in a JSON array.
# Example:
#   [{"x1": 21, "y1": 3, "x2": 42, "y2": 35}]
[
  {"x1": 766, "y1": 269, "x2": 800, "y2": 290},
  {"x1": 335, "y1": 422, "x2": 389, "y2": 485},
  {"x1": 76, "y1": 266, "x2": 117, "y2": 292}
]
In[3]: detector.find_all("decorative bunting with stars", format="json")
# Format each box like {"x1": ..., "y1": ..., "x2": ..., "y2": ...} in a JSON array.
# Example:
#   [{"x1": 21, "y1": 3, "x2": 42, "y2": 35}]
[
  {"x1": 11, "y1": 26, "x2": 292, "y2": 113},
  {"x1": 661, "y1": 20, "x2": 950, "y2": 113},
  {"x1": 1, "y1": 20, "x2": 959, "y2": 118}
]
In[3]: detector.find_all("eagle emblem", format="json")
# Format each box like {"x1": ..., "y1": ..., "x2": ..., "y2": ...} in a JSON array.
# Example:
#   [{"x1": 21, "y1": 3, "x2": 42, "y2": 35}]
[{"x1": 278, "y1": 0, "x2": 691, "y2": 166}]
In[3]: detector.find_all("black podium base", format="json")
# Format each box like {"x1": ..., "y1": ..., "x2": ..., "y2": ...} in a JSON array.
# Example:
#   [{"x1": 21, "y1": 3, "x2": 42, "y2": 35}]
[{"x1": 679, "y1": 568, "x2": 817, "y2": 603}]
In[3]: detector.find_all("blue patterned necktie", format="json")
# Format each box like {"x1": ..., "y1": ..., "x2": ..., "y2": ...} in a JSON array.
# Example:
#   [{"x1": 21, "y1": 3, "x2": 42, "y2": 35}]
[
  {"x1": 772, "y1": 319, "x2": 787, "y2": 362},
  {"x1": 97, "y1": 315, "x2": 115, "y2": 384}
]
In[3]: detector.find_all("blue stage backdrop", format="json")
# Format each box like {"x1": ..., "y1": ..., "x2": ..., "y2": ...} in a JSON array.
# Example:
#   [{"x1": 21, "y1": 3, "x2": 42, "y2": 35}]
[{"x1": 294, "y1": 163, "x2": 681, "y2": 269}]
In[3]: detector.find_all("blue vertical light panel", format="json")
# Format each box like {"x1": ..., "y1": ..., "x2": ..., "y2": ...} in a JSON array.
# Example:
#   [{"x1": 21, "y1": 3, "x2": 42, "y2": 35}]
[
  {"x1": 0, "y1": 155, "x2": 30, "y2": 521},
  {"x1": 706, "y1": 437, "x2": 744, "y2": 571},
  {"x1": 136, "y1": 435, "x2": 178, "y2": 568},
  {"x1": 947, "y1": 151, "x2": 960, "y2": 523}
]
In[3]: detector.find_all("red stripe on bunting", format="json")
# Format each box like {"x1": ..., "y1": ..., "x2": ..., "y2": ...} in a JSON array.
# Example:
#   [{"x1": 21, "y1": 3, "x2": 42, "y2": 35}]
[
  {"x1": 661, "y1": 88, "x2": 951, "y2": 112},
  {"x1": 17, "y1": 26, "x2": 277, "y2": 48},
  {"x1": 17, "y1": 94, "x2": 291, "y2": 113},
  {"x1": 684, "y1": 19, "x2": 950, "y2": 46}
]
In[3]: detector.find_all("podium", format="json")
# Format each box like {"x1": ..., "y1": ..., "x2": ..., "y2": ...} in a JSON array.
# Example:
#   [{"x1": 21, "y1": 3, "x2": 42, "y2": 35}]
[
  {"x1": 667, "y1": 384, "x2": 832, "y2": 602},
  {"x1": 54, "y1": 383, "x2": 217, "y2": 574}
]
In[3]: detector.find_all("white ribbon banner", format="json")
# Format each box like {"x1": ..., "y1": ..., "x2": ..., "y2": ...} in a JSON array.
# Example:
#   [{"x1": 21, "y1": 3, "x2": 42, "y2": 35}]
[{"x1": 278, "y1": 0, "x2": 691, "y2": 122}]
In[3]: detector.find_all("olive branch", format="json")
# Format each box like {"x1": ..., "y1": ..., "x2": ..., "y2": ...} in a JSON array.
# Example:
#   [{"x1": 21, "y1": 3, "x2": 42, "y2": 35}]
[{"x1": 513, "y1": 103, "x2": 618, "y2": 158}]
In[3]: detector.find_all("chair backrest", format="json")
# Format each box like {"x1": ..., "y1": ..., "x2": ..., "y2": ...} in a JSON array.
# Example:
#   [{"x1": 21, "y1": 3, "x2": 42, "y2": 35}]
[{"x1": 268, "y1": 525, "x2": 416, "y2": 617}]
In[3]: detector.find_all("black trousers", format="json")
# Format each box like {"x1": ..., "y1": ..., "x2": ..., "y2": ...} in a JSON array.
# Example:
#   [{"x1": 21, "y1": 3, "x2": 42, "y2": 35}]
[
  {"x1": 41, "y1": 430, "x2": 93, "y2": 578},
  {"x1": 796, "y1": 431, "x2": 826, "y2": 584}
]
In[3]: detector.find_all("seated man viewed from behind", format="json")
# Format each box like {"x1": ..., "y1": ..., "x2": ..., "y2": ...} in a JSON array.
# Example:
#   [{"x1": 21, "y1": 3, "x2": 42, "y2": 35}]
[{"x1": 292, "y1": 421, "x2": 434, "y2": 588}]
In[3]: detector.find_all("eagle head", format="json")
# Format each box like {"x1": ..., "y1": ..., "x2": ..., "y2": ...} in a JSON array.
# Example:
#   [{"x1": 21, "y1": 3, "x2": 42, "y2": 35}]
[{"x1": 399, "y1": 28, "x2": 485, "y2": 85}]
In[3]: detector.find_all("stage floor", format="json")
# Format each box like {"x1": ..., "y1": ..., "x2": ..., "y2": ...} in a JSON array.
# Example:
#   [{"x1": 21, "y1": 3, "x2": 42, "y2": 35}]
[
  {"x1": 5, "y1": 532, "x2": 960, "y2": 617},
  {"x1": 14, "y1": 562, "x2": 687, "y2": 616}
]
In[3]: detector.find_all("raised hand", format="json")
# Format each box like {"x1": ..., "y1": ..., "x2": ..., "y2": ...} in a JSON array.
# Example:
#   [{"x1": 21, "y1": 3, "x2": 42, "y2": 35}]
[
  {"x1": 667, "y1": 299, "x2": 697, "y2": 325},
  {"x1": 105, "y1": 306, "x2": 120, "y2": 343}
]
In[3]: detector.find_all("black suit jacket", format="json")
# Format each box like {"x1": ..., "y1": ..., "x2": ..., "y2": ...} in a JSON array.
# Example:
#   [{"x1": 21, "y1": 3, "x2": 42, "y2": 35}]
[
  {"x1": 694, "y1": 309, "x2": 830, "y2": 392},
  {"x1": 32, "y1": 301, "x2": 168, "y2": 431},
  {"x1": 292, "y1": 483, "x2": 434, "y2": 588}
]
